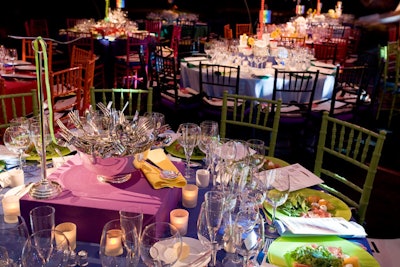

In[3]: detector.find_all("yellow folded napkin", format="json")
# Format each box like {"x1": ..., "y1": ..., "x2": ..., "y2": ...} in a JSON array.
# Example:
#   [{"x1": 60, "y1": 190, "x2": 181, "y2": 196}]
[{"x1": 133, "y1": 148, "x2": 187, "y2": 189}]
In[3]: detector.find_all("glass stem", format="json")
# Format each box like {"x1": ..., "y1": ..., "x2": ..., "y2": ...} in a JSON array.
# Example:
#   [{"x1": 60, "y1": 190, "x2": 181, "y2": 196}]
[{"x1": 210, "y1": 241, "x2": 218, "y2": 266}]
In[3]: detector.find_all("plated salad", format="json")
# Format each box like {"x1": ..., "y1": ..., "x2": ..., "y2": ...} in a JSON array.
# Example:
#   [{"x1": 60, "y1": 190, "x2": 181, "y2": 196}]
[
  {"x1": 278, "y1": 193, "x2": 336, "y2": 218},
  {"x1": 285, "y1": 244, "x2": 360, "y2": 267}
]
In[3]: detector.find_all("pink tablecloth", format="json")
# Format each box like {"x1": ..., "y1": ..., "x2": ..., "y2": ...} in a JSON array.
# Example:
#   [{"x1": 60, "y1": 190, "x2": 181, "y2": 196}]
[{"x1": 20, "y1": 155, "x2": 182, "y2": 243}]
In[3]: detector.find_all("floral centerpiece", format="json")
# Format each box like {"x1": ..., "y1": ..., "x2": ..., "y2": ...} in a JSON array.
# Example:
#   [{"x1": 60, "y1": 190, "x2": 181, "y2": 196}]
[{"x1": 147, "y1": 9, "x2": 199, "y2": 24}]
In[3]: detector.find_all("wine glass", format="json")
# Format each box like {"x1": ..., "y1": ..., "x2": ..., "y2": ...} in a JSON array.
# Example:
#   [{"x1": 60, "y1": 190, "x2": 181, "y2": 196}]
[
  {"x1": 232, "y1": 206, "x2": 264, "y2": 266},
  {"x1": 144, "y1": 112, "x2": 165, "y2": 136},
  {"x1": 21, "y1": 229, "x2": 71, "y2": 267},
  {"x1": 0, "y1": 215, "x2": 29, "y2": 266},
  {"x1": 99, "y1": 219, "x2": 140, "y2": 267},
  {"x1": 29, "y1": 205, "x2": 56, "y2": 234},
  {"x1": 8, "y1": 48, "x2": 18, "y2": 74},
  {"x1": 29, "y1": 121, "x2": 52, "y2": 159},
  {"x1": 140, "y1": 222, "x2": 182, "y2": 267},
  {"x1": 264, "y1": 169, "x2": 290, "y2": 238},
  {"x1": 198, "y1": 120, "x2": 219, "y2": 171},
  {"x1": 176, "y1": 123, "x2": 201, "y2": 182},
  {"x1": 3, "y1": 125, "x2": 31, "y2": 170},
  {"x1": 204, "y1": 190, "x2": 225, "y2": 267}
]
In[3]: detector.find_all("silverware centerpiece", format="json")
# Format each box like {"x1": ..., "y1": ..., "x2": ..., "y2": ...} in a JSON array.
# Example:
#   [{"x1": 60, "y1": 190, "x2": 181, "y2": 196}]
[{"x1": 56, "y1": 104, "x2": 155, "y2": 183}]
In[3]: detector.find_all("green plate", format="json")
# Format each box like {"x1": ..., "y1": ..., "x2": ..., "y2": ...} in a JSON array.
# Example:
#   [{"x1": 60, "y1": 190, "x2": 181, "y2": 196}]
[
  {"x1": 268, "y1": 236, "x2": 379, "y2": 267},
  {"x1": 164, "y1": 141, "x2": 205, "y2": 161},
  {"x1": 26, "y1": 142, "x2": 71, "y2": 161},
  {"x1": 264, "y1": 188, "x2": 352, "y2": 221}
]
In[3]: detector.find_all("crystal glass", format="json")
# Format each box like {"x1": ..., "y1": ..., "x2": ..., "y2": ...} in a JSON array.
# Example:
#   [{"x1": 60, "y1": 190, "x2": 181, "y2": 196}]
[
  {"x1": 99, "y1": 219, "x2": 140, "y2": 267},
  {"x1": 232, "y1": 207, "x2": 264, "y2": 266},
  {"x1": 264, "y1": 169, "x2": 290, "y2": 238},
  {"x1": 0, "y1": 215, "x2": 29, "y2": 266},
  {"x1": 21, "y1": 229, "x2": 71, "y2": 267},
  {"x1": 204, "y1": 191, "x2": 225, "y2": 267},
  {"x1": 176, "y1": 123, "x2": 201, "y2": 182},
  {"x1": 8, "y1": 48, "x2": 18, "y2": 74},
  {"x1": 3, "y1": 126, "x2": 31, "y2": 170},
  {"x1": 198, "y1": 120, "x2": 219, "y2": 171},
  {"x1": 140, "y1": 222, "x2": 182, "y2": 267},
  {"x1": 29, "y1": 205, "x2": 56, "y2": 234}
]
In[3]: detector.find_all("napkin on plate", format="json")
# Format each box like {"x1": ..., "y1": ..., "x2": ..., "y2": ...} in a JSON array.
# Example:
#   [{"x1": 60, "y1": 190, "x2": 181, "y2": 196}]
[{"x1": 133, "y1": 148, "x2": 187, "y2": 189}]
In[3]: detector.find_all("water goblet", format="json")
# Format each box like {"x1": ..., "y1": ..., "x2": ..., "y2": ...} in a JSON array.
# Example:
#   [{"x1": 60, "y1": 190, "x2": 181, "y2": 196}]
[
  {"x1": 140, "y1": 222, "x2": 182, "y2": 267},
  {"x1": 21, "y1": 229, "x2": 71, "y2": 267},
  {"x1": 232, "y1": 207, "x2": 264, "y2": 266},
  {"x1": 3, "y1": 125, "x2": 31, "y2": 170},
  {"x1": 0, "y1": 215, "x2": 29, "y2": 266},
  {"x1": 176, "y1": 123, "x2": 201, "y2": 182},
  {"x1": 264, "y1": 169, "x2": 290, "y2": 238}
]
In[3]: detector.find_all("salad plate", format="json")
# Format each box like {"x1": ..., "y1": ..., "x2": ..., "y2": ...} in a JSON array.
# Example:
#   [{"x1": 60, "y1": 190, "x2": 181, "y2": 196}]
[
  {"x1": 264, "y1": 188, "x2": 352, "y2": 221},
  {"x1": 268, "y1": 236, "x2": 379, "y2": 267},
  {"x1": 165, "y1": 141, "x2": 205, "y2": 161}
]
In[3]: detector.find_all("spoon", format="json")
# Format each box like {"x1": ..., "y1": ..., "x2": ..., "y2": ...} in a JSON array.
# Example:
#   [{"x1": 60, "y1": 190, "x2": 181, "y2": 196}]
[{"x1": 144, "y1": 159, "x2": 180, "y2": 179}]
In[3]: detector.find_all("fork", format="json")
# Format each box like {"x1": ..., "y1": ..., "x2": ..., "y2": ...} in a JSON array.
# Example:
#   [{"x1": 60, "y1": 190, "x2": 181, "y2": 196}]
[{"x1": 96, "y1": 102, "x2": 111, "y2": 117}]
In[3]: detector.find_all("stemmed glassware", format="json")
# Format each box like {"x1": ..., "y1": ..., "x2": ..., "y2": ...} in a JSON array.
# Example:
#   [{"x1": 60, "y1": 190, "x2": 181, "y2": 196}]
[
  {"x1": 176, "y1": 123, "x2": 201, "y2": 182},
  {"x1": 8, "y1": 48, "x2": 18, "y2": 74},
  {"x1": 264, "y1": 169, "x2": 290, "y2": 238},
  {"x1": 0, "y1": 215, "x2": 29, "y2": 266},
  {"x1": 21, "y1": 229, "x2": 71, "y2": 267},
  {"x1": 29, "y1": 205, "x2": 56, "y2": 234},
  {"x1": 3, "y1": 125, "x2": 31, "y2": 170},
  {"x1": 232, "y1": 206, "x2": 264, "y2": 266},
  {"x1": 198, "y1": 120, "x2": 219, "y2": 172},
  {"x1": 204, "y1": 190, "x2": 225, "y2": 267},
  {"x1": 140, "y1": 222, "x2": 182, "y2": 267}
]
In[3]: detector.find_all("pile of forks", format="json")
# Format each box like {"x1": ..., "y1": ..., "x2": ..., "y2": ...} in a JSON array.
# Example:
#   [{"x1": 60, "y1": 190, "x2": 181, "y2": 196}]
[{"x1": 56, "y1": 103, "x2": 155, "y2": 158}]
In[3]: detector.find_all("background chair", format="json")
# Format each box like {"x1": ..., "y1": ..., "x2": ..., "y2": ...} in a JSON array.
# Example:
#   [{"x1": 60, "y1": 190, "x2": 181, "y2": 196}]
[
  {"x1": 49, "y1": 66, "x2": 83, "y2": 123},
  {"x1": 376, "y1": 40, "x2": 400, "y2": 128},
  {"x1": 235, "y1": 23, "x2": 252, "y2": 39},
  {"x1": 272, "y1": 68, "x2": 320, "y2": 158},
  {"x1": 114, "y1": 33, "x2": 149, "y2": 89},
  {"x1": 224, "y1": 24, "x2": 233, "y2": 40},
  {"x1": 153, "y1": 53, "x2": 201, "y2": 127},
  {"x1": 198, "y1": 62, "x2": 241, "y2": 121},
  {"x1": 90, "y1": 87, "x2": 153, "y2": 119},
  {"x1": 313, "y1": 42, "x2": 337, "y2": 64},
  {"x1": 220, "y1": 91, "x2": 282, "y2": 157},
  {"x1": 66, "y1": 31, "x2": 106, "y2": 88},
  {"x1": 145, "y1": 20, "x2": 163, "y2": 42},
  {"x1": 0, "y1": 89, "x2": 38, "y2": 131},
  {"x1": 313, "y1": 111, "x2": 386, "y2": 225}
]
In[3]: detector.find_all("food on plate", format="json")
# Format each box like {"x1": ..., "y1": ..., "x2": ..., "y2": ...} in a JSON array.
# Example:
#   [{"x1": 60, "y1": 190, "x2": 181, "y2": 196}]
[
  {"x1": 264, "y1": 159, "x2": 281, "y2": 169},
  {"x1": 278, "y1": 193, "x2": 335, "y2": 218},
  {"x1": 172, "y1": 142, "x2": 204, "y2": 158},
  {"x1": 286, "y1": 244, "x2": 360, "y2": 267},
  {"x1": 173, "y1": 242, "x2": 190, "y2": 260}
]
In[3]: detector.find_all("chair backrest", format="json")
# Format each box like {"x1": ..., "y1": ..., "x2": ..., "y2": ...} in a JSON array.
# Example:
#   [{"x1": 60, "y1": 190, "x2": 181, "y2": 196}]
[
  {"x1": 154, "y1": 53, "x2": 180, "y2": 104},
  {"x1": 381, "y1": 39, "x2": 400, "y2": 92},
  {"x1": 272, "y1": 68, "x2": 320, "y2": 116},
  {"x1": 66, "y1": 18, "x2": 86, "y2": 29},
  {"x1": 235, "y1": 24, "x2": 252, "y2": 39},
  {"x1": 329, "y1": 38, "x2": 348, "y2": 65},
  {"x1": 49, "y1": 66, "x2": 83, "y2": 120},
  {"x1": 199, "y1": 63, "x2": 241, "y2": 99},
  {"x1": 313, "y1": 42, "x2": 337, "y2": 64},
  {"x1": 70, "y1": 45, "x2": 94, "y2": 69},
  {"x1": 314, "y1": 111, "x2": 386, "y2": 225},
  {"x1": 224, "y1": 24, "x2": 233, "y2": 40},
  {"x1": 66, "y1": 30, "x2": 95, "y2": 59},
  {"x1": 21, "y1": 38, "x2": 54, "y2": 71},
  {"x1": 0, "y1": 89, "x2": 38, "y2": 129},
  {"x1": 81, "y1": 58, "x2": 96, "y2": 111},
  {"x1": 177, "y1": 20, "x2": 195, "y2": 39},
  {"x1": 170, "y1": 25, "x2": 182, "y2": 58},
  {"x1": 220, "y1": 91, "x2": 282, "y2": 157},
  {"x1": 89, "y1": 87, "x2": 153, "y2": 119},
  {"x1": 145, "y1": 20, "x2": 162, "y2": 41}
]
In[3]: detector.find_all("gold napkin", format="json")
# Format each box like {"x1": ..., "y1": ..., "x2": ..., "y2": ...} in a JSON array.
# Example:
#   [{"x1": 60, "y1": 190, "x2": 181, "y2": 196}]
[{"x1": 133, "y1": 148, "x2": 187, "y2": 189}]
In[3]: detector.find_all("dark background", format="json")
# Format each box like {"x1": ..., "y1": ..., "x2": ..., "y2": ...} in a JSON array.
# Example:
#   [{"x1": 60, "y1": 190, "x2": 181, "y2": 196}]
[{"x1": 1, "y1": 0, "x2": 398, "y2": 33}]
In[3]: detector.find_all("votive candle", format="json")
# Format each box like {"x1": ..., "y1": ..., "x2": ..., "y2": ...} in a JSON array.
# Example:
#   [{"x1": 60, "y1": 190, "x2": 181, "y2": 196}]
[
  {"x1": 170, "y1": 209, "x2": 189, "y2": 236},
  {"x1": 55, "y1": 222, "x2": 77, "y2": 250},
  {"x1": 2, "y1": 195, "x2": 20, "y2": 223},
  {"x1": 182, "y1": 184, "x2": 198, "y2": 208},
  {"x1": 105, "y1": 229, "x2": 123, "y2": 256}
]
